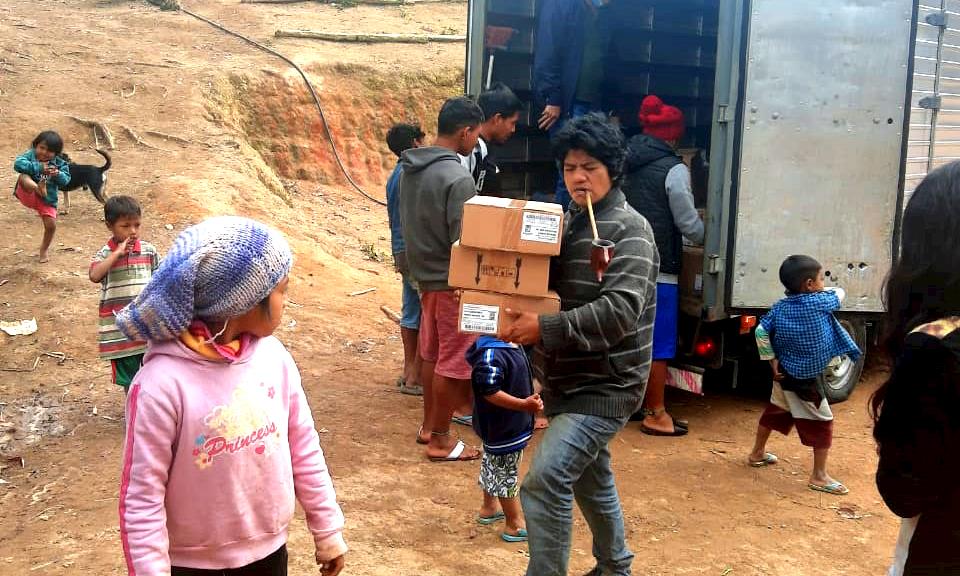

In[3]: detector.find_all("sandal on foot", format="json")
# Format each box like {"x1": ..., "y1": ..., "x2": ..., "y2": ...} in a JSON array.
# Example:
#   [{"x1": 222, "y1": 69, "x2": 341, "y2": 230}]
[
  {"x1": 501, "y1": 528, "x2": 528, "y2": 543},
  {"x1": 451, "y1": 414, "x2": 474, "y2": 426},
  {"x1": 749, "y1": 452, "x2": 779, "y2": 467},
  {"x1": 397, "y1": 377, "x2": 423, "y2": 396},
  {"x1": 640, "y1": 422, "x2": 688, "y2": 437},
  {"x1": 808, "y1": 480, "x2": 849, "y2": 496},
  {"x1": 635, "y1": 408, "x2": 689, "y2": 430},
  {"x1": 415, "y1": 426, "x2": 429, "y2": 445},
  {"x1": 477, "y1": 511, "x2": 505, "y2": 525},
  {"x1": 400, "y1": 382, "x2": 424, "y2": 396},
  {"x1": 428, "y1": 440, "x2": 481, "y2": 462}
]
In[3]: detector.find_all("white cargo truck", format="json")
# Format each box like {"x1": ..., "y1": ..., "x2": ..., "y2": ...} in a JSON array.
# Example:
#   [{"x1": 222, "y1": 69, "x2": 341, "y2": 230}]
[{"x1": 464, "y1": 0, "x2": 951, "y2": 401}]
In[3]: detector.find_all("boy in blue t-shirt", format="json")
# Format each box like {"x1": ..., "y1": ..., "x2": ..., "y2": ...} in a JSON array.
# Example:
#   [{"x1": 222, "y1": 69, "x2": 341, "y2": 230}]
[
  {"x1": 466, "y1": 335, "x2": 542, "y2": 542},
  {"x1": 748, "y1": 255, "x2": 861, "y2": 496}
]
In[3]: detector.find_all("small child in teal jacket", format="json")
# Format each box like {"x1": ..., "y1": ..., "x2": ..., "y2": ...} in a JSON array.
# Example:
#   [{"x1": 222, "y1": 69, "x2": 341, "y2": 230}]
[{"x1": 13, "y1": 130, "x2": 70, "y2": 263}]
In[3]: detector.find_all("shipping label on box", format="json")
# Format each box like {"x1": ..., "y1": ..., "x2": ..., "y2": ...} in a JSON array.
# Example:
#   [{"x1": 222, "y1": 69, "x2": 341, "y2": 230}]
[
  {"x1": 458, "y1": 290, "x2": 561, "y2": 335},
  {"x1": 460, "y1": 196, "x2": 564, "y2": 256},
  {"x1": 448, "y1": 242, "x2": 551, "y2": 296},
  {"x1": 520, "y1": 211, "x2": 562, "y2": 244},
  {"x1": 460, "y1": 302, "x2": 502, "y2": 335}
]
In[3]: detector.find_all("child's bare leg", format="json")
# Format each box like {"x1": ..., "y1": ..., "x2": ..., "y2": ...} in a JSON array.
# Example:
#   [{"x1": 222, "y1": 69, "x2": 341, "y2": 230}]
[
  {"x1": 500, "y1": 496, "x2": 525, "y2": 535},
  {"x1": 811, "y1": 447, "x2": 834, "y2": 485},
  {"x1": 453, "y1": 386, "x2": 473, "y2": 420},
  {"x1": 18, "y1": 174, "x2": 39, "y2": 195},
  {"x1": 38, "y1": 216, "x2": 55, "y2": 263},
  {"x1": 748, "y1": 424, "x2": 773, "y2": 462},
  {"x1": 479, "y1": 491, "x2": 500, "y2": 519},
  {"x1": 61, "y1": 190, "x2": 70, "y2": 214}
]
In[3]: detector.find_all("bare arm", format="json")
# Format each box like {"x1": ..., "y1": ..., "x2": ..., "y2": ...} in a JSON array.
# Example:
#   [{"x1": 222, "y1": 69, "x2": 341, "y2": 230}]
[
  {"x1": 484, "y1": 391, "x2": 543, "y2": 414},
  {"x1": 89, "y1": 240, "x2": 130, "y2": 283}
]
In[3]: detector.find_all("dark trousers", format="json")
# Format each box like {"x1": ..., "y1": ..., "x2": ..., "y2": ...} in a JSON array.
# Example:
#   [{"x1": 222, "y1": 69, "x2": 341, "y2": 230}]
[{"x1": 172, "y1": 545, "x2": 287, "y2": 576}]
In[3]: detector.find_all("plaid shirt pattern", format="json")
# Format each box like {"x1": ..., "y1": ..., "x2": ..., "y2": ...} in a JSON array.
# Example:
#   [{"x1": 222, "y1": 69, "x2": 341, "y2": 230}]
[{"x1": 759, "y1": 289, "x2": 861, "y2": 379}]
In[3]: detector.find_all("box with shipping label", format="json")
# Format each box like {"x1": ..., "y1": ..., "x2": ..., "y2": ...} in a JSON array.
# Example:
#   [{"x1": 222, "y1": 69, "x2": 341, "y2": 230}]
[
  {"x1": 459, "y1": 290, "x2": 561, "y2": 336},
  {"x1": 448, "y1": 242, "x2": 551, "y2": 296},
  {"x1": 460, "y1": 196, "x2": 564, "y2": 256}
]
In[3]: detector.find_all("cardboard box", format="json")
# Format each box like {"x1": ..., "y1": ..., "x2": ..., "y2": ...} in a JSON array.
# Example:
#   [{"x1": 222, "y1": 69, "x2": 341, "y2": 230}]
[
  {"x1": 459, "y1": 290, "x2": 561, "y2": 335},
  {"x1": 460, "y1": 196, "x2": 564, "y2": 256},
  {"x1": 679, "y1": 246, "x2": 704, "y2": 317},
  {"x1": 448, "y1": 242, "x2": 551, "y2": 296}
]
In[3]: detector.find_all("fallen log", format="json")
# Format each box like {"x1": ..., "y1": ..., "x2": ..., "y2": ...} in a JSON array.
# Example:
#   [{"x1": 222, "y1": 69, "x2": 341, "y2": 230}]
[
  {"x1": 380, "y1": 305, "x2": 401, "y2": 325},
  {"x1": 274, "y1": 29, "x2": 465, "y2": 43},
  {"x1": 244, "y1": 0, "x2": 465, "y2": 4},
  {"x1": 146, "y1": 0, "x2": 180, "y2": 9},
  {"x1": 146, "y1": 130, "x2": 191, "y2": 145},
  {"x1": 66, "y1": 116, "x2": 117, "y2": 150},
  {"x1": 121, "y1": 125, "x2": 174, "y2": 153}
]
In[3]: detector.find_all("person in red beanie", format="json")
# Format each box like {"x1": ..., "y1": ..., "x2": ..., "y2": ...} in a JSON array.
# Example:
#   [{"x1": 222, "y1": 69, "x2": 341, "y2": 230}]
[{"x1": 622, "y1": 95, "x2": 704, "y2": 437}]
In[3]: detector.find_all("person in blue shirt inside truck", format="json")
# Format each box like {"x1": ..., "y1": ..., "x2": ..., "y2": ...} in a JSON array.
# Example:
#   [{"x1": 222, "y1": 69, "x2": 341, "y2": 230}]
[
  {"x1": 385, "y1": 123, "x2": 426, "y2": 396},
  {"x1": 533, "y1": 0, "x2": 613, "y2": 207}
]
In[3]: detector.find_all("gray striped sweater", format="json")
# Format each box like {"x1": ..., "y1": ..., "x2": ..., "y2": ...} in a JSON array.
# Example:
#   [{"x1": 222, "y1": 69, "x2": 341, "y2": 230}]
[{"x1": 533, "y1": 188, "x2": 659, "y2": 419}]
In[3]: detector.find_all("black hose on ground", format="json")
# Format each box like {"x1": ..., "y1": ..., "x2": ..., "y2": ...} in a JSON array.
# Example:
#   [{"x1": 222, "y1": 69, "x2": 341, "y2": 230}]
[{"x1": 177, "y1": 4, "x2": 388, "y2": 207}]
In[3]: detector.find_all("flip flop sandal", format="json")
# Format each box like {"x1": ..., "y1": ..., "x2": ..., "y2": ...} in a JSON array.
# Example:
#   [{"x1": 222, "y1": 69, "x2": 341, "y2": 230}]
[
  {"x1": 808, "y1": 481, "x2": 849, "y2": 496},
  {"x1": 501, "y1": 528, "x2": 528, "y2": 543},
  {"x1": 415, "y1": 426, "x2": 429, "y2": 445},
  {"x1": 451, "y1": 415, "x2": 474, "y2": 426},
  {"x1": 640, "y1": 423, "x2": 689, "y2": 437},
  {"x1": 400, "y1": 382, "x2": 424, "y2": 396},
  {"x1": 749, "y1": 452, "x2": 779, "y2": 467},
  {"x1": 633, "y1": 409, "x2": 689, "y2": 430},
  {"x1": 477, "y1": 511, "x2": 506, "y2": 525},
  {"x1": 428, "y1": 439, "x2": 481, "y2": 462}
]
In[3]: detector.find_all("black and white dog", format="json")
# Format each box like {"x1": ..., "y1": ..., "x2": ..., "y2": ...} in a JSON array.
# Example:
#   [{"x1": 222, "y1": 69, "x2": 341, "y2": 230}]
[{"x1": 59, "y1": 149, "x2": 111, "y2": 213}]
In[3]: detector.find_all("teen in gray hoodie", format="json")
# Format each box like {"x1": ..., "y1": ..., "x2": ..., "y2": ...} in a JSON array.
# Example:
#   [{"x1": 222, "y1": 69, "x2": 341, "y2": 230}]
[{"x1": 398, "y1": 96, "x2": 485, "y2": 462}]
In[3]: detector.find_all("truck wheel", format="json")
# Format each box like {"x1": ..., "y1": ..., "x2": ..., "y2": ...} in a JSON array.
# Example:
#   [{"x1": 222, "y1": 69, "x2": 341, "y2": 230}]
[{"x1": 817, "y1": 318, "x2": 867, "y2": 404}]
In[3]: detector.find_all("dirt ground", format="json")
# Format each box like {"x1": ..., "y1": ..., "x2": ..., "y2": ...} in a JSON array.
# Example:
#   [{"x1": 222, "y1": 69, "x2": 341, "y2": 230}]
[{"x1": 0, "y1": 1, "x2": 901, "y2": 574}]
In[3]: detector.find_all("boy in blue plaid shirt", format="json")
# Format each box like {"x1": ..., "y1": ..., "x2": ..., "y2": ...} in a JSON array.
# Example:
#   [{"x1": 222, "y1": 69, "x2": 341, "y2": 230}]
[{"x1": 747, "y1": 255, "x2": 861, "y2": 496}]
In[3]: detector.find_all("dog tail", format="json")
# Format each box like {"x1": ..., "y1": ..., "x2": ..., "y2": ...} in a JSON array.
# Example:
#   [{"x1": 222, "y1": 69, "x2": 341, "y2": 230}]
[{"x1": 96, "y1": 149, "x2": 112, "y2": 172}]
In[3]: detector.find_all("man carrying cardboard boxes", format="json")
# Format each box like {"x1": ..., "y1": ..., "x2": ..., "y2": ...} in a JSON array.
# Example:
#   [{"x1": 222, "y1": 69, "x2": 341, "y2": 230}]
[
  {"x1": 399, "y1": 96, "x2": 484, "y2": 462},
  {"x1": 499, "y1": 113, "x2": 659, "y2": 576}
]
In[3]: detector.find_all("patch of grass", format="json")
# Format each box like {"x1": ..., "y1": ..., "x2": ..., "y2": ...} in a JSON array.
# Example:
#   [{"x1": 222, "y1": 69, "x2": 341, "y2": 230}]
[
  {"x1": 321, "y1": 0, "x2": 360, "y2": 8},
  {"x1": 360, "y1": 242, "x2": 389, "y2": 264}
]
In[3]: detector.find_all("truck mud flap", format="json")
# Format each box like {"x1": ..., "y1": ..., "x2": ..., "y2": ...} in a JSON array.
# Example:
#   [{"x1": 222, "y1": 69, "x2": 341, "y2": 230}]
[{"x1": 666, "y1": 364, "x2": 705, "y2": 395}]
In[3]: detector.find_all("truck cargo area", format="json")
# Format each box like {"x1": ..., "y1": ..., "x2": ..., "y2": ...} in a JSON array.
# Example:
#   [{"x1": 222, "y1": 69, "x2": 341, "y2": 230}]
[{"x1": 476, "y1": 0, "x2": 719, "y2": 205}]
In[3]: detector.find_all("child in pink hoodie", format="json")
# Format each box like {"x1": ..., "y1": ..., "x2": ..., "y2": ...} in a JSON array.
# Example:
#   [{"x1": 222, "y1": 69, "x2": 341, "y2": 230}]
[{"x1": 115, "y1": 216, "x2": 347, "y2": 576}]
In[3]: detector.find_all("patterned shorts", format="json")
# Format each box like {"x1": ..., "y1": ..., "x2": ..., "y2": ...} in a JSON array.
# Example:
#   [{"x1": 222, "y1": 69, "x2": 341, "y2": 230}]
[{"x1": 479, "y1": 450, "x2": 523, "y2": 498}]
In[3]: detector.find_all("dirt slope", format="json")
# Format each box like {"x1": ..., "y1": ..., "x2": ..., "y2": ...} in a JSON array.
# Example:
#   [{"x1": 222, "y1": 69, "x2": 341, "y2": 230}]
[{"x1": 0, "y1": 1, "x2": 900, "y2": 575}]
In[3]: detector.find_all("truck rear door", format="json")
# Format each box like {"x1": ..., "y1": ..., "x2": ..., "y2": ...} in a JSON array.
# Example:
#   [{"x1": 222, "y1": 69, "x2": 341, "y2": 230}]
[
  {"x1": 906, "y1": 2, "x2": 960, "y2": 205},
  {"x1": 728, "y1": 0, "x2": 916, "y2": 311}
]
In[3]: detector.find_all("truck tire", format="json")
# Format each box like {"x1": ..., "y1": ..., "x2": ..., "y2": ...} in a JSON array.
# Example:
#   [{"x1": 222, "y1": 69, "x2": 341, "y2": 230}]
[{"x1": 817, "y1": 317, "x2": 868, "y2": 404}]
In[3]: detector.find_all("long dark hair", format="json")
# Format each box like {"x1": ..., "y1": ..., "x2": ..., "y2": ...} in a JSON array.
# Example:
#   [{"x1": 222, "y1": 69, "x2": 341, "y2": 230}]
[{"x1": 870, "y1": 161, "x2": 960, "y2": 421}]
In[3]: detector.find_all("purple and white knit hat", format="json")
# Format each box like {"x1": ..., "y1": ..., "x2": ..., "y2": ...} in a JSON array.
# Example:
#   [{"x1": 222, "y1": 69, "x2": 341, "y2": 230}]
[{"x1": 116, "y1": 216, "x2": 293, "y2": 342}]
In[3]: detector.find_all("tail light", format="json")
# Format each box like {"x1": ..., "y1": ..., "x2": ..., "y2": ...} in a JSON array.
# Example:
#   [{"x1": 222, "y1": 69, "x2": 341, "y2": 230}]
[
  {"x1": 739, "y1": 315, "x2": 757, "y2": 335},
  {"x1": 694, "y1": 337, "x2": 716, "y2": 358}
]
